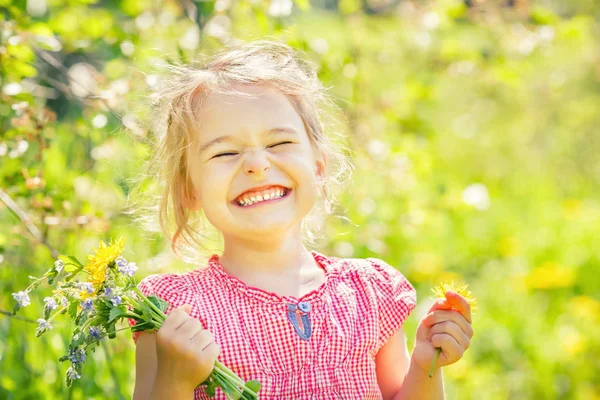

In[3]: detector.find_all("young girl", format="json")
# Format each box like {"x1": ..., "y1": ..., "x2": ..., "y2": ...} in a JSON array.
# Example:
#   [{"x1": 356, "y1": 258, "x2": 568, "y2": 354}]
[{"x1": 129, "y1": 40, "x2": 474, "y2": 400}]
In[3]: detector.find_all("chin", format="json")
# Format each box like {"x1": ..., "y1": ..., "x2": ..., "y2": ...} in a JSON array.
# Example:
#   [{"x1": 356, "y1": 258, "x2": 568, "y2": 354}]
[{"x1": 229, "y1": 215, "x2": 304, "y2": 238}]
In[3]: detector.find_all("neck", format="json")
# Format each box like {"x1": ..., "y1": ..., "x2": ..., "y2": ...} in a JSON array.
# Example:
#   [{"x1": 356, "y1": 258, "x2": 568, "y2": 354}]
[{"x1": 218, "y1": 225, "x2": 315, "y2": 278}]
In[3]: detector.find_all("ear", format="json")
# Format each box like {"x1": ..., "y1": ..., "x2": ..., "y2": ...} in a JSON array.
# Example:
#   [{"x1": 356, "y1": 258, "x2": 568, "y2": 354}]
[
  {"x1": 315, "y1": 154, "x2": 327, "y2": 189},
  {"x1": 181, "y1": 182, "x2": 201, "y2": 211},
  {"x1": 316, "y1": 153, "x2": 327, "y2": 177}
]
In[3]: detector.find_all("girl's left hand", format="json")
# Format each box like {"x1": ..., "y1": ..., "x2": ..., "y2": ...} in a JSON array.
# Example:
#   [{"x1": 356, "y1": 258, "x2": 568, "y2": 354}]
[{"x1": 411, "y1": 290, "x2": 474, "y2": 374}]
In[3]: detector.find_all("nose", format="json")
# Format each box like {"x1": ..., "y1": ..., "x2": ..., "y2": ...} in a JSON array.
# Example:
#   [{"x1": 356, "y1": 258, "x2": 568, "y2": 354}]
[{"x1": 243, "y1": 148, "x2": 270, "y2": 176}]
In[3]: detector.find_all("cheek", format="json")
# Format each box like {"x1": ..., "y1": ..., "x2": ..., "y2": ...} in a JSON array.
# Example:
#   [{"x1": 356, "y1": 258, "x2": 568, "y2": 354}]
[
  {"x1": 193, "y1": 166, "x2": 232, "y2": 203},
  {"x1": 283, "y1": 151, "x2": 316, "y2": 174}
]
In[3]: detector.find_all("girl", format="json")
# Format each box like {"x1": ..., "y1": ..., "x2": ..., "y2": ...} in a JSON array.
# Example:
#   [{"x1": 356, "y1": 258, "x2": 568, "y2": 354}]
[{"x1": 129, "y1": 40, "x2": 474, "y2": 400}]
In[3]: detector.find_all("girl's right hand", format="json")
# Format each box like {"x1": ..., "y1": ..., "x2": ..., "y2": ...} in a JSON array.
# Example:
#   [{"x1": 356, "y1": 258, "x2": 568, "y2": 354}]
[{"x1": 154, "y1": 304, "x2": 220, "y2": 391}]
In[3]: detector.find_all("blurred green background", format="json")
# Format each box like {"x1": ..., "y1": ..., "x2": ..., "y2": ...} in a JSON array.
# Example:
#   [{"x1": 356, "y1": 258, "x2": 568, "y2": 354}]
[{"x1": 1, "y1": 0, "x2": 599, "y2": 399}]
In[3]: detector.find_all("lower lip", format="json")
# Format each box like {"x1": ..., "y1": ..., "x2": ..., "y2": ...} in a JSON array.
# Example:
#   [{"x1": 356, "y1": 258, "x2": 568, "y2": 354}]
[{"x1": 233, "y1": 189, "x2": 292, "y2": 209}]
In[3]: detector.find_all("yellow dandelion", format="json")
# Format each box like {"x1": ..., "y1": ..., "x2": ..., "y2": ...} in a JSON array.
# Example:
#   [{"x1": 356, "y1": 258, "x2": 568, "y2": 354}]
[
  {"x1": 84, "y1": 237, "x2": 125, "y2": 288},
  {"x1": 431, "y1": 281, "x2": 477, "y2": 314},
  {"x1": 429, "y1": 281, "x2": 477, "y2": 378}
]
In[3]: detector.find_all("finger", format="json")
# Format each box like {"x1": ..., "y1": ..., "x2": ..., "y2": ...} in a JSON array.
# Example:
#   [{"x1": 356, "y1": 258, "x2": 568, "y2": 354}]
[
  {"x1": 416, "y1": 306, "x2": 449, "y2": 341},
  {"x1": 200, "y1": 342, "x2": 221, "y2": 367},
  {"x1": 431, "y1": 333, "x2": 463, "y2": 362},
  {"x1": 160, "y1": 308, "x2": 191, "y2": 332},
  {"x1": 445, "y1": 291, "x2": 472, "y2": 323},
  {"x1": 176, "y1": 318, "x2": 203, "y2": 339},
  {"x1": 172, "y1": 304, "x2": 192, "y2": 315},
  {"x1": 165, "y1": 305, "x2": 193, "y2": 330},
  {"x1": 428, "y1": 320, "x2": 471, "y2": 350},
  {"x1": 191, "y1": 330, "x2": 215, "y2": 350},
  {"x1": 427, "y1": 297, "x2": 453, "y2": 313},
  {"x1": 422, "y1": 310, "x2": 474, "y2": 339}
]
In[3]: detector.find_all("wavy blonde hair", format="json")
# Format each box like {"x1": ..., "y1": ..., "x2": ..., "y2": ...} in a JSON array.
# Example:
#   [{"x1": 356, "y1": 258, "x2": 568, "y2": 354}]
[{"x1": 126, "y1": 40, "x2": 353, "y2": 262}]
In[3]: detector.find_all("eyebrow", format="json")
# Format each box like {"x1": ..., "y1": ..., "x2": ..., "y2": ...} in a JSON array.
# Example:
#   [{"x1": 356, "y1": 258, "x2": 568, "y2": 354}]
[{"x1": 198, "y1": 127, "x2": 298, "y2": 154}]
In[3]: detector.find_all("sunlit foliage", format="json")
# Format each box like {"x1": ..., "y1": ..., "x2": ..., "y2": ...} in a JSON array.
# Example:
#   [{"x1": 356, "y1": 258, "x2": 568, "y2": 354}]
[{"x1": 1, "y1": 0, "x2": 599, "y2": 398}]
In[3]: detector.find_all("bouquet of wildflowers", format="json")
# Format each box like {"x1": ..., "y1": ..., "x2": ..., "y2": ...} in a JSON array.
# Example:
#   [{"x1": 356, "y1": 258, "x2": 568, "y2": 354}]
[{"x1": 12, "y1": 237, "x2": 260, "y2": 399}]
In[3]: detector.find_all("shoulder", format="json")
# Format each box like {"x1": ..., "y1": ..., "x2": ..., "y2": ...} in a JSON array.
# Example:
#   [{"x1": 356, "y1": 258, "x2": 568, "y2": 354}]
[
  {"x1": 135, "y1": 266, "x2": 213, "y2": 310},
  {"x1": 325, "y1": 254, "x2": 409, "y2": 281},
  {"x1": 326, "y1": 254, "x2": 417, "y2": 301},
  {"x1": 136, "y1": 272, "x2": 186, "y2": 296}
]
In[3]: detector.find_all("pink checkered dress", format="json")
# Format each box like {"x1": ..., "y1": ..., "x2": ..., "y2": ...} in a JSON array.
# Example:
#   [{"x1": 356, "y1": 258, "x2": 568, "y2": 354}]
[{"x1": 129, "y1": 251, "x2": 416, "y2": 399}]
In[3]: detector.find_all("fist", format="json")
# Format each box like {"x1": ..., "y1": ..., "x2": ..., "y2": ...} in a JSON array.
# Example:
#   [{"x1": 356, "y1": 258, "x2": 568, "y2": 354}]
[
  {"x1": 412, "y1": 291, "x2": 474, "y2": 374},
  {"x1": 155, "y1": 304, "x2": 220, "y2": 389}
]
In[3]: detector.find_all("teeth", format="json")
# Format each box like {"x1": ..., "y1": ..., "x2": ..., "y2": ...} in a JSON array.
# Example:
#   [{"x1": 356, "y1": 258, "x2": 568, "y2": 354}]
[{"x1": 237, "y1": 188, "x2": 287, "y2": 207}]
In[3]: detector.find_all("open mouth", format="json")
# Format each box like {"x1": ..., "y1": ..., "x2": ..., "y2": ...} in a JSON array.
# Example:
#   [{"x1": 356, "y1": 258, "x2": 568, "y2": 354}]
[{"x1": 233, "y1": 187, "x2": 292, "y2": 208}]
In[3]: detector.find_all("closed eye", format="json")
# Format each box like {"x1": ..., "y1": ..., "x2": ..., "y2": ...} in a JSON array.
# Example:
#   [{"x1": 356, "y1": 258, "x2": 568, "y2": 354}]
[
  {"x1": 212, "y1": 142, "x2": 294, "y2": 159},
  {"x1": 268, "y1": 141, "x2": 294, "y2": 148},
  {"x1": 213, "y1": 152, "x2": 239, "y2": 158}
]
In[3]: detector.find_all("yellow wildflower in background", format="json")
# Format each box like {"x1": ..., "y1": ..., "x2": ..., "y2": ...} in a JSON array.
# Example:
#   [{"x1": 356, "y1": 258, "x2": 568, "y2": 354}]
[{"x1": 85, "y1": 237, "x2": 125, "y2": 288}]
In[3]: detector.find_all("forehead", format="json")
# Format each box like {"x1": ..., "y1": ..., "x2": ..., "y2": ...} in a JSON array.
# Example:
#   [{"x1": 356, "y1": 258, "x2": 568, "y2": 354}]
[{"x1": 194, "y1": 84, "x2": 306, "y2": 140}]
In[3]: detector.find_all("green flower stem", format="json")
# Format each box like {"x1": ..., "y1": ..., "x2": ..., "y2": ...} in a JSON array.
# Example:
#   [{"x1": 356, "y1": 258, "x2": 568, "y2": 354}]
[
  {"x1": 132, "y1": 286, "x2": 166, "y2": 321},
  {"x1": 214, "y1": 362, "x2": 244, "y2": 384},
  {"x1": 84, "y1": 326, "x2": 133, "y2": 350},
  {"x1": 24, "y1": 276, "x2": 46, "y2": 292},
  {"x1": 47, "y1": 306, "x2": 69, "y2": 323},
  {"x1": 126, "y1": 295, "x2": 165, "y2": 323},
  {"x1": 122, "y1": 290, "x2": 164, "y2": 322},
  {"x1": 81, "y1": 316, "x2": 103, "y2": 332},
  {"x1": 212, "y1": 372, "x2": 243, "y2": 400},
  {"x1": 215, "y1": 363, "x2": 249, "y2": 390},
  {"x1": 429, "y1": 347, "x2": 442, "y2": 378},
  {"x1": 213, "y1": 364, "x2": 258, "y2": 397}
]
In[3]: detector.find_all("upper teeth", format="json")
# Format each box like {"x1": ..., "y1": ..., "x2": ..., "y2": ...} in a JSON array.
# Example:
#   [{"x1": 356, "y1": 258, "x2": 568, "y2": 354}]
[{"x1": 237, "y1": 188, "x2": 287, "y2": 206}]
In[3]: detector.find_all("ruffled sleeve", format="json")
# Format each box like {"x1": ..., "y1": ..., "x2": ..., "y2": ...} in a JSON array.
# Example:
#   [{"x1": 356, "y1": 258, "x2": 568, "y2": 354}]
[{"x1": 365, "y1": 258, "x2": 417, "y2": 350}]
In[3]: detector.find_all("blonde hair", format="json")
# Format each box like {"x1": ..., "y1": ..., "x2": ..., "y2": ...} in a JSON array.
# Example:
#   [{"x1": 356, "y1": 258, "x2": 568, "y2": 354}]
[{"x1": 127, "y1": 40, "x2": 353, "y2": 262}]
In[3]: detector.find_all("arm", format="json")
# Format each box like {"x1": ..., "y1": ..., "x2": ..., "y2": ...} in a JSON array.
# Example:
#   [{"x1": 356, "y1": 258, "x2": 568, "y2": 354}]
[
  {"x1": 375, "y1": 328, "x2": 410, "y2": 400},
  {"x1": 375, "y1": 328, "x2": 444, "y2": 400},
  {"x1": 392, "y1": 357, "x2": 444, "y2": 400},
  {"x1": 132, "y1": 332, "x2": 194, "y2": 400},
  {"x1": 133, "y1": 333, "x2": 157, "y2": 400}
]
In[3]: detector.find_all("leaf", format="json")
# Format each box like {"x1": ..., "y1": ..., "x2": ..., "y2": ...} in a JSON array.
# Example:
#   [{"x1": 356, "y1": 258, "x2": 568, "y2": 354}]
[
  {"x1": 196, "y1": 374, "x2": 219, "y2": 397},
  {"x1": 65, "y1": 272, "x2": 78, "y2": 282},
  {"x1": 129, "y1": 320, "x2": 154, "y2": 333},
  {"x1": 106, "y1": 320, "x2": 117, "y2": 339},
  {"x1": 47, "y1": 270, "x2": 58, "y2": 285},
  {"x1": 43, "y1": 305, "x2": 51, "y2": 320},
  {"x1": 147, "y1": 295, "x2": 169, "y2": 313},
  {"x1": 71, "y1": 332, "x2": 85, "y2": 348},
  {"x1": 68, "y1": 301, "x2": 78, "y2": 320},
  {"x1": 59, "y1": 255, "x2": 84, "y2": 270},
  {"x1": 132, "y1": 302, "x2": 152, "y2": 321},
  {"x1": 108, "y1": 306, "x2": 126, "y2": 323},
  {"x1": 244, "y1": 380, "x2": 261, "y2": 393},
  {"x1": 75, "y1": 309, "x2": 88, "y2": 326}
]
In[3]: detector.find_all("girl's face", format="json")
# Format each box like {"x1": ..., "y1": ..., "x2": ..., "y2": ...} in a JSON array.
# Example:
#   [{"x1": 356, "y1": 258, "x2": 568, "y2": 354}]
[{"x1": 185, "y1": 84, "x2": 324, "y2": 240}]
